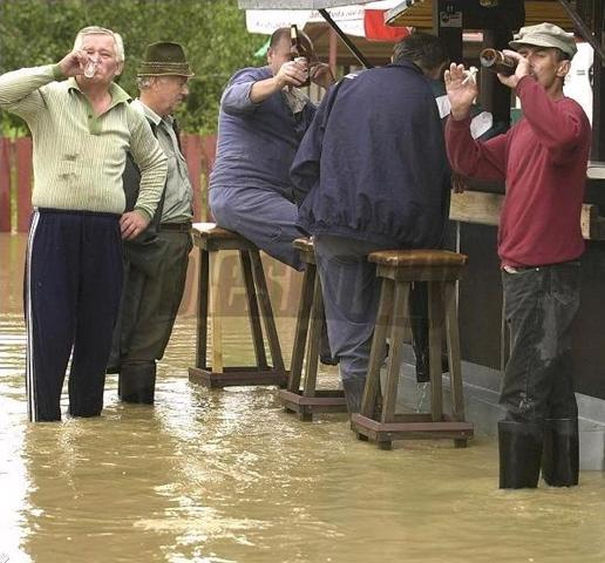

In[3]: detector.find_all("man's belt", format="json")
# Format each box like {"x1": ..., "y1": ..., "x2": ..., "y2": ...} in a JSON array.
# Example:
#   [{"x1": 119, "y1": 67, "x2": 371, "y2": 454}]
[{"x1": 159, "y1": 222, "x2": 192, "y2": 233}]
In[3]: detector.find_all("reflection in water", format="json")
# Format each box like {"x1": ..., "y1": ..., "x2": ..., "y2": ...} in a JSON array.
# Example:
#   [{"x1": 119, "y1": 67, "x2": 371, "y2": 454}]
[{"x1": 2, "y1": 233, "x2": 605, "y2": 562}]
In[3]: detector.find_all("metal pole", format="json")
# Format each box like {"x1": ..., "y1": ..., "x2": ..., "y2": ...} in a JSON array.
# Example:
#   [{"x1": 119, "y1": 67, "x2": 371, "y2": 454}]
[{"x1": 318, "y1": 8, "x2": 373, "y2": 68}]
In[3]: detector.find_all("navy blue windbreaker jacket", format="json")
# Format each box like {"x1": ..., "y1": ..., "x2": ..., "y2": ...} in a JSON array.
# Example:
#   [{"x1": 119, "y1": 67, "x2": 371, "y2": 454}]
[{"x1": 290, "y1": 61, "x2": 450, "y2": 248}]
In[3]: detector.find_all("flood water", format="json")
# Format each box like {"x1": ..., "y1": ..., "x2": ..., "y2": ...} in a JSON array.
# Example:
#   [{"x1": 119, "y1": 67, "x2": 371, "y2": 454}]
[{"x1": 2, "y1": 232, "x2": 605, "y2": 563}]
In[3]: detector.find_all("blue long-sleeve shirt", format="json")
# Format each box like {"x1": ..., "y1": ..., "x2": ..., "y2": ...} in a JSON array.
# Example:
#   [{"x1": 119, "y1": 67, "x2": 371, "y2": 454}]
[
  {"x1": 291, "y1": 62, "x2": 450, "y2": 248},
  {"x1": 209, "y1": 66, "x2": 316, "y2": 198}
]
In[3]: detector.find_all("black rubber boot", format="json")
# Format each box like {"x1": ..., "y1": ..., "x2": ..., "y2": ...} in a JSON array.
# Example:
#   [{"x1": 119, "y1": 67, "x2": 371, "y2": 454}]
[
  {"x1": 118, "y1": 362, "x2": 157, "y2": 404},
  {"x1": 542, "y1": 418, "x2": 579, "y2": 487},
  {"x1": 342, "y1": 377, "x2": 366, "y2": 414},
  {"x1": 498, "y1": 420, "x2": 543, "y2": 489}
]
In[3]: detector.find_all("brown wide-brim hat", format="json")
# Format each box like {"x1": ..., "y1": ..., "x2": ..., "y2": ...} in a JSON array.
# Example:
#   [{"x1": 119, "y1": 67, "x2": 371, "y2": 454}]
[{"x1": 138, "y1": 41, "x2": 194, "y2": 77}]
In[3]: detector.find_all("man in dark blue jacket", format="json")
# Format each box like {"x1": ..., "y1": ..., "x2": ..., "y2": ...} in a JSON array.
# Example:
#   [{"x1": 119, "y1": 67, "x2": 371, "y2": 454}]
[{"x1": 291, "y1": 33, "x2": 451, "y2": 413}]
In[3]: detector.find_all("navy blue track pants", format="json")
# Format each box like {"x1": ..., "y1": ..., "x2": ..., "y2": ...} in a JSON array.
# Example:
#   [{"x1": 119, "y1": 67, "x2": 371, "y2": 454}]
[{"x1": 24, "y1": 209, "x2": 123, "y2": 421}]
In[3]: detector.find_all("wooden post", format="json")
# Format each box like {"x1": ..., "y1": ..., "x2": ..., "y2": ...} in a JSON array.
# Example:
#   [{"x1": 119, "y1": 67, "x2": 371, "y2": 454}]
[
  {"x1": 0, "y1": 138, "x2": 11, "y2": 232},
  {"x1": 201, "y1": 134, "x2": 217, "y2": 221},
  {"x1": 180, "y1": 133, "x2": 203, "y2": 221},
  {"x1": 15, "y1": 137, "x2": 32, "y2": 233}
]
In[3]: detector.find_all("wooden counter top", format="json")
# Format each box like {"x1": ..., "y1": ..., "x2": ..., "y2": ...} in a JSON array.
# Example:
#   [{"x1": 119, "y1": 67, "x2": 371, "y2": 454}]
[{"x1": 450, "y1": 190, "x2": 605, "y2": 240}]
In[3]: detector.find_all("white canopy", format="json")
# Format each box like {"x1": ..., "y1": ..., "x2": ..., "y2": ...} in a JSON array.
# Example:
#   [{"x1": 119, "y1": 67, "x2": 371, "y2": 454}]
[
  {"x1": 245, "y1": 1, "x2": 401, "y2": 37},
  {"x1": 239, "y1": 0, "x2": 382, "y2": 8}
]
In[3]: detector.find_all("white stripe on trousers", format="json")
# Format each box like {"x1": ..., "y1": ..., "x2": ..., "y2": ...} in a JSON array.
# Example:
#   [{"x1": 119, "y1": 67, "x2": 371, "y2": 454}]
[{"x1": 25, "y1": 209, "x2": 40, "y2": 422}]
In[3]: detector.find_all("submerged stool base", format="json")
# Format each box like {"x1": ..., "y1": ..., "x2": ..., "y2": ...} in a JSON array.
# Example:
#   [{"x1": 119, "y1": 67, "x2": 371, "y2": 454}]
[
  {"x1": 353, "y1": 249, "x2": 474, "y2": 450},
  {"x1": 351, "y1": 414, "x2": 473, "y2": 450},
  {"x1": 189, "y1": 367, "x2": 288, "y2": 389},
  {"x1": 280, "y1": 238, "x2": 346, "y2": 421},
  {"x1": 188, "y1": 223, "x2": 287, "y2": 389},
  {"x1": 279, "y1": 389, "x2": 347, "y2": 421}
]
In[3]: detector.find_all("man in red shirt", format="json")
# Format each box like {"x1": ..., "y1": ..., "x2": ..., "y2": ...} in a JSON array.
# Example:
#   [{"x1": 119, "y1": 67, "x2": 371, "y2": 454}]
[{"x1": 444, "y1": 23, "x2": 591, "y2": 488}]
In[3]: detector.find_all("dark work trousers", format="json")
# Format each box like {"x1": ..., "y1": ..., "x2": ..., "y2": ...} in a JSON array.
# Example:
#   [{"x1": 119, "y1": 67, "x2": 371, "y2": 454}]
[
  {"x1": 314, "y1": 235, "x2": 396, "y2": 386},
  {"x1": 500, "y1": 261, "x2": 580, "y2": 424},
  {"x1": 209, "y1": 186, "x2": 304, "y2": 271},
  {"x1": 24, "y1": 208, "x2": 123, "y2": 422},
  {"x1": 109, "y1": 230, "x2": 192, "y2": 367}
]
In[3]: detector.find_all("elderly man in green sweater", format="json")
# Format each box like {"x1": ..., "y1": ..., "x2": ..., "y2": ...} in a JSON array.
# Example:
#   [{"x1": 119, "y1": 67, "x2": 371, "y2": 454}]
[{"x1": 0, "y1": 26, "x2": 167, "y2": 422}]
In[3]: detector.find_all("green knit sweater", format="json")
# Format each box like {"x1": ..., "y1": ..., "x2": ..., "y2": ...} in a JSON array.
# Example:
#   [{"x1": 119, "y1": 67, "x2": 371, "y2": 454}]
[{"x1": 0, "y1": 64, "x2": 167, "y2": 220}]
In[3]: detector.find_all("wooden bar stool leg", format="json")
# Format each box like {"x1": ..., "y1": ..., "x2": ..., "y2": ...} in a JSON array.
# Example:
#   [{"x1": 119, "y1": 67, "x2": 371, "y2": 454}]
[
  {"x1": 195, "y1": 247, "x2": 209, "y2": 370},
  {"x1": 288, "y1": 264, "x2": 315, "y2": 392},
  {"x1": 240, "y1": 250, "x2": 268, "y2": 370},
  {"x1": 210, "y1": 249, "x2": 223, "y2": 374},
  {"x1": 379, "y1": 282, "x2": 410, "y2": 450},
  {"x1": 428, "y1": 281, "x2": 444, "y2": 422},
  {"x1": 302, "y1": 273, "x2": 323, "y2": 398},
  {"x1": 444, "y1": 281, "x2": 468, "y2": 448},
  {"x1": 249, "y1": 250, "x2": 286, "y2": 373},
  {"x1": 360, "y1": 278, "x2": 394, "y2": 419}
]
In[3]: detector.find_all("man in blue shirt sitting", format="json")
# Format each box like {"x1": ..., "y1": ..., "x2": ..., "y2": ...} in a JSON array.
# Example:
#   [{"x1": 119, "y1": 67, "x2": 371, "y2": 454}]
[{"x1": 209, "y1": 27, "x2": 333, "y2": 270}]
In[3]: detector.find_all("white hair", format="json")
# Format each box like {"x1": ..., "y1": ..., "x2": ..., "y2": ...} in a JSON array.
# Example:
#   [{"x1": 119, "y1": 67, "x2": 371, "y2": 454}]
[
  {"x1": 73, "y1": 26, "x2": 125, "y2": 63},
  {"x1": 136, "y1": 76, "x2": 155, "y2": 90}
]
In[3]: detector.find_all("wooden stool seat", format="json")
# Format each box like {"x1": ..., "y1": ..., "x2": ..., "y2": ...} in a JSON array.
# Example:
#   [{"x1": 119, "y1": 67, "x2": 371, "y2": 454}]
[
  {"x1": 188, "y1": 222, "x2": 287, "y2": 388},
  {"x1": 279, "y1": 237, "x2": 347, "y2": 420},
  {"x1": 292, "y1": 237, "x2": 315, "y2": 255},
  {"x1": 351, "y1": 249, "x2": 474, "y2": 449},
  {"x1": 369, "y1": 249, "x2": 468, "y2": 267}
]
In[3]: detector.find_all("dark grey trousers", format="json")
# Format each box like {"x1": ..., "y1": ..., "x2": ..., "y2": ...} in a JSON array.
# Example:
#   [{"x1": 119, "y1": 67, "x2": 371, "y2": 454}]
[
  {"x1": 500, "y1": 261, "x2": 580, "y2": 424},
  {"x1": 109, "y1": 230, "x2": 192, "y2": 368}
]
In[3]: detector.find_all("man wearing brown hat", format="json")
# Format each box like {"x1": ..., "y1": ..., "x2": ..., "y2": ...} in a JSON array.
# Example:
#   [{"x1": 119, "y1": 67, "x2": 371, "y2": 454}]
[
  {"x1": 109, "y1": 42, "x2": 194, "y2": 404},
  {"x1": 444, "y1": 22, "x2": 591, "y2": 489}
]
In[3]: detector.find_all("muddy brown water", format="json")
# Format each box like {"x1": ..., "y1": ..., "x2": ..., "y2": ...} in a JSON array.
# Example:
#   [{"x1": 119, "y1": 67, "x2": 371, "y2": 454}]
[{"x1": 2, "y1": 233, "x2": 605, "y2": 563}]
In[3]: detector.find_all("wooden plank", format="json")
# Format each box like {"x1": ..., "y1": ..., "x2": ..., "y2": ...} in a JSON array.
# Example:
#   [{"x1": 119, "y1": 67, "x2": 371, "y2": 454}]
[
  {"x1": 249, "y1": 250, "x2": 285, "y2": 371},
  {"x1": 181, "y1": 133, "x2": 203, "y2": 222},
  {"x1": 302, "y1": 273, "x2": 323, "y2": 397},
  {"x1": 382, "y1": 281, "x2": 410, "y2": 423},
  {"x1": 240, "y1": 250, "x2": 268, "y2": 370},
  {"x1": 588, "y1": 161, "x2": 605, "y2": 179},
  {"x1": 386, "y1": 0, "x2": 573, "y2": 29},
  {"x1": 195, "y1": 248, "x2": 210, "y2": 369},
  {"x1": 209, "y1": 250, "x2": 224, "y2": 373},
  {"x1": 449, "y1": 190, "x2": 502, "y2": 227},
  {"x1": 428, "y1": 282, "x2": 444, "y2": 421},
  {"x1": 287, "y1": 265, "x2": 315, "y2": 392},
  {"x1": 0, "y1": 138, "x2": 11, "y2": 232},
  {"x1": 450, "y1": 190, "x2": 605, "y2": 240},
  {"x1": 360, "y1": 278, "x2": 394, "y2": 418},
  {"x1": 15, "y1": 137, "x2": 32, "y2": 233},
  {"x1": 444, "y1": 282, "x2": 466, "y2": 422}
]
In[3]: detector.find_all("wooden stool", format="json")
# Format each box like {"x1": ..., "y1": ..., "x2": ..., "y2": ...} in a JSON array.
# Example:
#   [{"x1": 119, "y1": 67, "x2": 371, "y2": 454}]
[
  {"x1": 279, "y1": 238, "x2": 347, "y2": 420},
  {"x1": 351, "y1": 249, "x2": 474, "y2": 449},
  {"x1": 188, "y1": 223, "x2": 287, "y2": 388}
]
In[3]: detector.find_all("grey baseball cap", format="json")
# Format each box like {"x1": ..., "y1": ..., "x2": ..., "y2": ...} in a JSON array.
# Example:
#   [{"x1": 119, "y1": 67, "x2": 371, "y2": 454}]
[{"x1": 509, "y1": 22, "x2": 577, "y2": 58}]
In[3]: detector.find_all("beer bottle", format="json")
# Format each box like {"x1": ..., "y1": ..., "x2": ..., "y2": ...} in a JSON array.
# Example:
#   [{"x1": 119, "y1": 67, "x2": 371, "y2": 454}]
[
  {"x1": 290, "y1": 24, "x2": 310, "y2": 86},
  {"x1": 479, "y1": 48, "x2": 517, "y2": 76}
]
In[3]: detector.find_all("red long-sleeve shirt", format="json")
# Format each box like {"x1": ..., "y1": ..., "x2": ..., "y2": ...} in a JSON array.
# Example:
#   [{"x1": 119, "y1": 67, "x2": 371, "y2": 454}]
[{"x1": 445, "y1": 76, "x2": 591, "y2": 267}]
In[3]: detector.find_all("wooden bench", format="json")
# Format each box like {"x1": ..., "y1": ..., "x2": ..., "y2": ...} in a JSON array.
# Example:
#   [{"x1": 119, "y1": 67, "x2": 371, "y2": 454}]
[
  {"x1": 351, "y1": 249, "x2": 474, "y2": 449},
  {"x1": 188, "y1": 223, "x2": 287, "y2": 388},
  {"x1": 278, "y1": 238, "x2": 347, "y2": 420}
]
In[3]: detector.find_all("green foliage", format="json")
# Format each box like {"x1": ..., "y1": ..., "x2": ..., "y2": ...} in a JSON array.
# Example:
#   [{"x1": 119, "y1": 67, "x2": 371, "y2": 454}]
[{"x1": 0, "y1": 0, "x2": 267, "y2": 134}]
